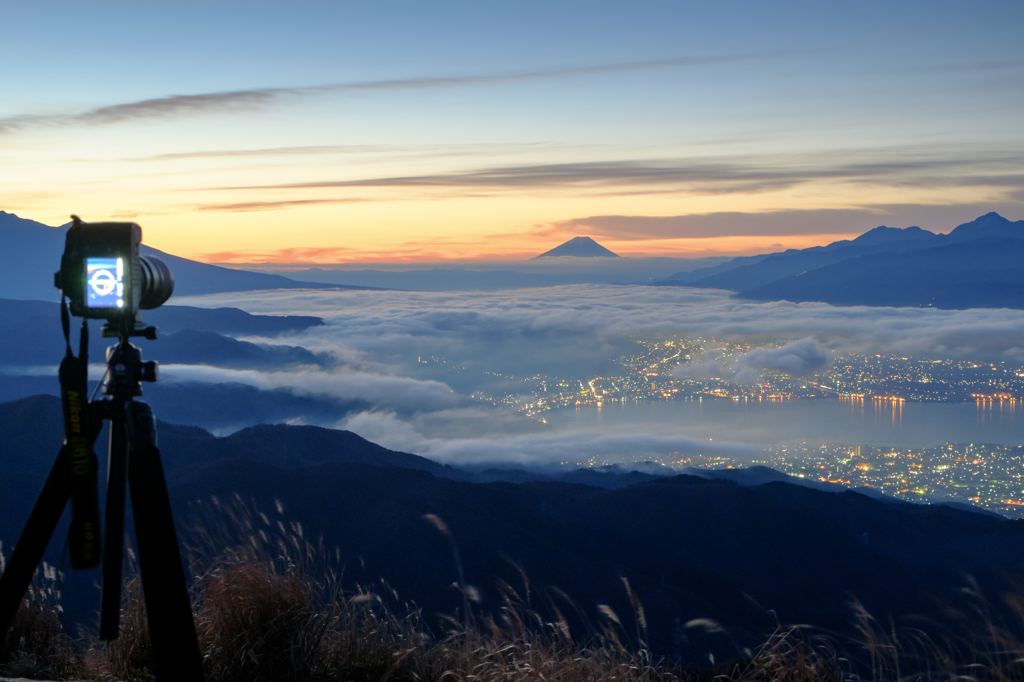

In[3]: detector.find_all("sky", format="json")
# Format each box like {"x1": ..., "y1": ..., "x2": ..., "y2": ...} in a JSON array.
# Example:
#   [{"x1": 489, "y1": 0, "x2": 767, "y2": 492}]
[{"x1": 2, "y1": 0, "x2": 1022, "y2": 263}]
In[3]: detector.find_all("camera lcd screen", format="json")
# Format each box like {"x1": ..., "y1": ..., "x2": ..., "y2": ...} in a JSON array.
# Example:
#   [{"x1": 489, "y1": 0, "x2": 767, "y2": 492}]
[{"x1": 85, "y1": 257, "x2": 125, "y2": 309}]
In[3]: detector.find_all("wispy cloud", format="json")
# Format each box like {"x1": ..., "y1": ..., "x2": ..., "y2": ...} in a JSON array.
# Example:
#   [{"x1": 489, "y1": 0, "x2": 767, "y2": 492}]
[
  {"x1": 161, "y1": 364, "x2": 459, "y2": 414},
  {"x1": 220, "y1": 159, "x2": 803, "y2": 192},
  {"x1": 735, "y1": 338, "x2": 833, "y2": 374},
  {"x1": 183, "y1": 284, "x2": 1024, "y2": 371},
  {"x1": 338, "y1": 409, "x2": 760, "y2": 466},
  {"x1": 129, "y1": 142, "x2": 549, "y2": 162},
  {"x1": 0, "y1": 53, "x2": 764, "y2": 133},
  {"x1": 548, "y1": 202, "x2": 1024, "y2": 242},
  {"x1": 210, "y1": 148, "x2": 1024, "y2": 198},
  {"x1": 193, "y1": 197, "x2": 369, "y2": 213},
  {"x1": 548, "y1": 210, "x2": 874, "y2": 240},
  {"x1": 674, "y1": 338, "x2": 833, "y2": 385},
  {"x1": 137, "y1": 145, "x2": 390, "y2": 161}
]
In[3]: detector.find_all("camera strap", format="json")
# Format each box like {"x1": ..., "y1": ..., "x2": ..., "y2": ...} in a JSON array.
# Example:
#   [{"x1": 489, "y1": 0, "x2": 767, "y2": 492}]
[{"x1": 58, "y1": 296, "x2": 102, "y2": 569}]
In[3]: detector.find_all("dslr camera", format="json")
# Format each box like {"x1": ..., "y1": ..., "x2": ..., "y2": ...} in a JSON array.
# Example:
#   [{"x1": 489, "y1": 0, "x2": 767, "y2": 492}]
[{"x1": 54, "y1": 216, "x2": 174, "y2": 322}]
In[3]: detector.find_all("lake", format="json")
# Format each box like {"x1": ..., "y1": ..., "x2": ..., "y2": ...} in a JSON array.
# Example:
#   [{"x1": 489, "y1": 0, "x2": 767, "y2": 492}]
[{"x1": 543, "y1": 396, "x2": 1024, "y2": 447}]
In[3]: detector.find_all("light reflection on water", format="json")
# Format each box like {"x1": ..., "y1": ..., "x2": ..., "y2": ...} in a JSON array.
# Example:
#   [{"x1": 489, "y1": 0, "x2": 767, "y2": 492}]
[{"x1": 543, "y1": 396, "x2": 1023, "y2": 447}]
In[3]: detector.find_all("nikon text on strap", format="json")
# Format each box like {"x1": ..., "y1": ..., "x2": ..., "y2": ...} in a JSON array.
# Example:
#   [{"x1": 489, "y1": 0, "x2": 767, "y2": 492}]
[{"x1": 59, "y1": 296, "x2": 102, "y2": 569}]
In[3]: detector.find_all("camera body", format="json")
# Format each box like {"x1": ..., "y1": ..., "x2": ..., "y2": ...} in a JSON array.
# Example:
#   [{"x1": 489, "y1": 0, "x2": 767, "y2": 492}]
[{"x1": 54, "y1": 217, "x2": 174, "y2": 320}]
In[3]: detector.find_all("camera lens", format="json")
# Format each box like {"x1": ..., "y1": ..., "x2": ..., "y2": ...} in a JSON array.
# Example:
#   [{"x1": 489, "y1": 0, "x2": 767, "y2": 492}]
[{"x1": 139, "y1": 256, "x2": 174, "y2": 309}]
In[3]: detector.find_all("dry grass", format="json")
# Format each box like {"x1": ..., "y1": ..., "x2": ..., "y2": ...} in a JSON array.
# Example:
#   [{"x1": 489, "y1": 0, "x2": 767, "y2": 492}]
[
  {"x1": 7, "y1": 499, "x2": 1024, "y2": 681},
  {"x1": 195, "y1": 563, "x2": 330, "y2": 682},
  {"x1": 315, "y1": 577, "x2": 683, "y2": 682},
  {"x1": 0, "y1": 559, "x2": 81, "y2": 680},
  {"x1": 98, "y1": 575, "x2": 152, "y2": 680},
  {"x1": 182, "y1": 495, "x2": 691, "y2": 682}
]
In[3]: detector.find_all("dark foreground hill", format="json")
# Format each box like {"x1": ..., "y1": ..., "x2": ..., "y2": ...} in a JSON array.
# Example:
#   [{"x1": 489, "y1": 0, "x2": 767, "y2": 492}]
[{"x1": 2, "y1": 395, "x2": 1024, "y2": 661}]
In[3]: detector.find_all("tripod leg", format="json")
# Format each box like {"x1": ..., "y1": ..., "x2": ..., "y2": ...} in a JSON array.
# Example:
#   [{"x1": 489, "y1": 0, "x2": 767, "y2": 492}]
[
  {"x1": 125, "y1": 401, "x2": 205, "y2": 681},
  {"x1": 99, "y1": 408, "x2": 128, "y2": 641},
  {"x1": 0, "y1": 446, "x2": 72, "y2": 644}
]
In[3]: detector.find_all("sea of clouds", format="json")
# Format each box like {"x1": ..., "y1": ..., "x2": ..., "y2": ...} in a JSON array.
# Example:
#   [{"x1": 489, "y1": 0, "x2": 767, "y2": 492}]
[{"x1": 166, "y1": 284, "x2": 1024, "y2": 465}]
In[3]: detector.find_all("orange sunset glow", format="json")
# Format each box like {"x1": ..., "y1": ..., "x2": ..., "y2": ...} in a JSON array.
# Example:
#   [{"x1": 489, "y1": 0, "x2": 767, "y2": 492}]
[{"x1": 2, "y1": 3, "x2": 1021, "y2": 264}]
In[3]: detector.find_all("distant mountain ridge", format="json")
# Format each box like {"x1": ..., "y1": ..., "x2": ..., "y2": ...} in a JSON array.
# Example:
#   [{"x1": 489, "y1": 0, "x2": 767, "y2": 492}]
[
  {"x1": 0, "y1": 211, "x2": 374, "y2": 300},
  {"x1": 743, "y1": 237, "x2": 1024, "y2": 308},
  {"x1": 941, "y1": 211, "x2": 1024, "y2": 243},
  {"x1": 851, "y1": 224, "x2": 936, "y2": 246},
  {"x1": 535, "y1": 236, "x2": 619, "y2": 258},
  {"x1": 655, "y1": 212, "x2": 1024, "y2": 309}
]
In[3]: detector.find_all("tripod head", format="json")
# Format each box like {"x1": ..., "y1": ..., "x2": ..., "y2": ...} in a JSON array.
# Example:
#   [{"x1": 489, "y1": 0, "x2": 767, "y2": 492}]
[{"x1": 101, "y1": 318, "x2": 160, "y2": 399}]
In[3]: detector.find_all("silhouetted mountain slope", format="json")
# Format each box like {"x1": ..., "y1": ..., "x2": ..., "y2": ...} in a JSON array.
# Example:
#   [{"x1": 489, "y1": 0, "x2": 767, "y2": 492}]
[
  {"x1": 3, "y1": 394, "x2": 1024, "y2": 661},
  {"x1": 0, "y1": 298, "x2": 321, "y2": 336},
  {"x1": 687, "y1": 464, "x2": 842, "y2": 490},
  {"x1": 742, "y1": 238, "x2": 1024, "y2": 309},
  {"x1": 851, "y1": 224, "x2": 936, "y2": 246},
  {"x1": 0, "y1": 211, "x2": 369, "y2": 300},
  {"x1": 0, "y1": 378, "x2": 371, "y2": 433},
  {"x1": 156, "y1": 329, "x2": 328, "y2": 368},
  {"x1": 167, "y1": 460, "x2": 1024, "y2": 658},
  {"x1": 175, "y1": 422, "x2": 459, "y2": 479},
  {"x1": 0, "y1": 211, "x2": 69, "y2": 300},
  {"x1": 473, "y1": 465, "x2": 663, "y2": 488},
  {"x1": 535, "y1": 236, "x2": 619, "y2": 258},
  {"x1": 657, "y1": 253, "x2": 768, "y2": 284},
  {"x1": 681, "y1": 233, "x2": 939, "y2": 291},
  {"x1": 140, "y1": 304, "x2": 323, "y2": 336},
  {"x1": 941, "y1": 500, "x2": 1006, "y2": 519},
  {"x1": 0, "y1": 396, "x2": 650, "y2": 486},
  {"x1": 656, "y1": 212, "x2": 1024, "y2": 309},
  {"x1": 139, "y1": 244, "x2": 365, "y2": 296},
  {"x1": 658, "y1": 225, "x2": 936, "y2": 285},
  {"x1": 940, "y1": 211, "x2": 1024, "y2": 243},
  {"x1": 0, "y1": 395, "x2": 448, "y2": 483},
  {"x1": 0, "y1": 394, "x2": 456, "y2": 637},
  {"x1": 0, "y1": 326, "x2": 325, "y2": 370},
  {"x1": 0, "y1": 299, "x2": 324, "y2": 370},
  {"x1": 686, "y1": 464, "x2": 937, "y2": 505}
]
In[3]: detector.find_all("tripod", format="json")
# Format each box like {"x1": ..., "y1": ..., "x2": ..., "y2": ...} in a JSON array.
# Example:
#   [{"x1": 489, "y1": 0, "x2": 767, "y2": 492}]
[{"x1": 0, "y1": 317, "x2": 204, "y2": 681}]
